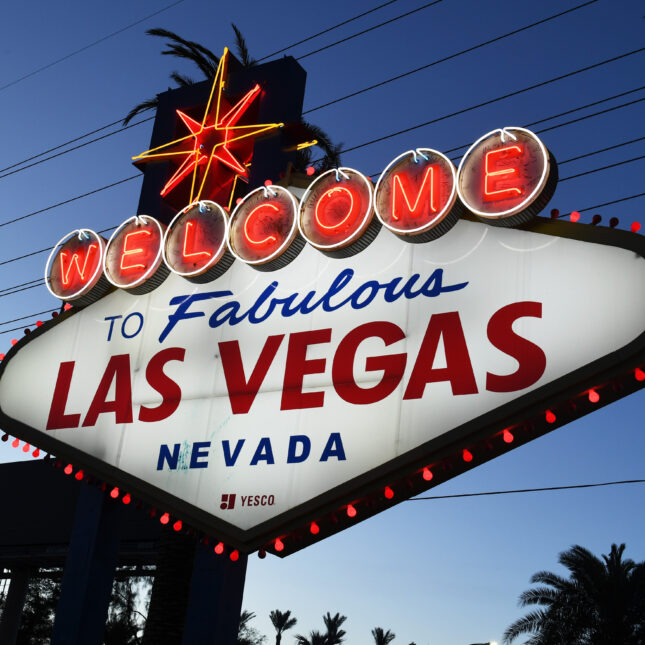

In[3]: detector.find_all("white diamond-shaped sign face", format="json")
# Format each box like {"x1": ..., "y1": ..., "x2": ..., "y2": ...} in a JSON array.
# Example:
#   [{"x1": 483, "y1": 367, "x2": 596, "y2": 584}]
[{"x1": 1, "y1": 216, "x2": 644, "y2": 554}]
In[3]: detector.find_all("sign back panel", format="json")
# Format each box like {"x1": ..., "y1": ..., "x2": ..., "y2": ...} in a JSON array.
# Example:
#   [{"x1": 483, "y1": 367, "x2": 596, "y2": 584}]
[{"x1": 1, "y1": 216, "x2": 644, "y2": 554}]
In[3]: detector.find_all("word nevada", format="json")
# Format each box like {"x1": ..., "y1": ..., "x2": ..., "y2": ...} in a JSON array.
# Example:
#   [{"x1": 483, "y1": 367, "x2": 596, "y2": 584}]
[{"x1": 46, "y1": 127, "x2": 557, "y2": 305}]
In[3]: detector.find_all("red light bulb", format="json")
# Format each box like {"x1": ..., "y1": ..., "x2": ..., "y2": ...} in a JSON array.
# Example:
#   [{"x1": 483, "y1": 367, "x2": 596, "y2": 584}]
[
  {"x1": 310, "y1": 522, "x2": 320, "y2": 535},
  {"x1": 32, "y1": 448, "x2": 40, "y2": 458},
  {"x1": 635, "y1": 368, "x2": 645, "y2": 381},
  {"x1": 274, "y1": 538, "x2": 284, "y2": 552},
  {"x1": 173, "y1": 520, "x2": 182, "y2": 532},
  {"x1": 230, "y1": 550, "x2": 240, "y2": 561},
  {"x1": 64, "y1": 463, "x2": 73, "y2": 475},
  {"x1": 0, "y1": 354, "x2": 5, "y2": 360},
  {"x1": 11, "y1": 438, "x2": 19, "y2": 449},
  {"x1": 347, "y1": 504, "x2": 357, "y2": 518},
  {"x1": 22, "y1": 443, "x2": 30, "y2": 453},
  {"x1": 110, "y1": 487, "x2": 119, "y2": 498},
  {"x1": 75, "y1": 470, "x2": 84, "y2": 481},
  {"x1": 0, "y1": 434, "x2": 7, "y2": 442},
  {"x1": 160, "y1": 513, "x2": 170, "y2": 525},
  {"x1": 570, "y1": 211, "x2": 580, "y2": 223},
  {"x1": 63, "y1": 303, "x2": 72, "y2": 311},
  {"x1": 631, "y1": 222, "x2": 641, "y2": 233},
  {"x1": 36, "y1": 321, "x2": 43, "y2": 327},
  {"x1": 503, "y1": 429, "x2": 514, "y2": 443},
  {"x1": 588, "y1": 389, "x2": 600, "y2": 403},
  {"x1": 422, "y1": 467, "x2": 433, "y2": 481},
  {"x1": 306, "y1": 166, "x2": 315, "y2": 176},
  {"x1": 122, "y1": 493, "x2": 131, "y2": 504},
  {"x1": 258, "y1": 549, "x2": 266, "y2": 559},
  {"x1": 384, "y1": 486, "x2": 394, "y2": 499},
  {"x1": 546, "y1": 410, "x2": 556, "y2": 423},
  {"x1": 10, "y1": 339, "x2": 17, "y2": 346},
  {"x1": 462, "y1": 449, "x2": 473, "y2": 462},
  {"x1": 214, "y1": 542, "x2": 225, "y2": 555}
]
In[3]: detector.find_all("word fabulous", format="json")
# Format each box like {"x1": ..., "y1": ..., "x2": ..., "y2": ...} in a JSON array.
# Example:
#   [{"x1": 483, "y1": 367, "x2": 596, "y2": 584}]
[{"x1": 46, "y1": 127, "x2": 556, "y2": 305}]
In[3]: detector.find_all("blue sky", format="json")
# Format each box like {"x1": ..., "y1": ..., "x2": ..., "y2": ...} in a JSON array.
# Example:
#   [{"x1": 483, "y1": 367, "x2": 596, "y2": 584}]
[{"x1": 1, "y1": 0, "x2": 644, "y2": 643}]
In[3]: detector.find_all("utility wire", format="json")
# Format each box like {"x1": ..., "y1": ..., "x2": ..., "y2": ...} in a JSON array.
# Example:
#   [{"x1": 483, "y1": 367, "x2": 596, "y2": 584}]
[
  {"x1": 0, "y1": 309, "x2": 58, "y2": 328},
  {"x1": 0, "y1": 0, "x2": 186, "y2": 93},
  {"x1": 558, "y1": 135, "x2": 645, "y2": 164},
  {"x1": 0, "y1": 0, "x2": 613, "y2": 177},
  {"x1": 0, "y1": 278, "x2": 42, "y2": 294},
  {"x1": 257, "y1": 0, "x2": 402, "y2": 61},
  {"x1": 409, "y1": 479, "x2": 645, "y2": 501},
  {"x1": 559, "y1": 154, "x2": 645, "y2": 182},
  {"x1": 303, "y1": 0, "x2": 602, "y2": 114},
  {"x1": 0, "y1": 117, "x2": 154, "y2": 181},
  {"x1": 295, "y1": 0, "x2": 444, "y2": 61}
]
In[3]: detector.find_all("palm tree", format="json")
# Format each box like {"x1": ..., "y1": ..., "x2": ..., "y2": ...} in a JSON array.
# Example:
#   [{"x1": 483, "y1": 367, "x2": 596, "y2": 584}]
[
  {"x1": 269, "y1": 609, "x2": 297, "y2": 645},
  {"x1": 295, "y1": 630, "x2": 329, "y2": 645},
  {"x1": 238, "y1": 609, "x2": 265, "y2": 645},
  {"x1": 504, "y1": 543, "x2": 645, "y2": 644},
  {"x1": 372, "y1": 627, "x2": 396, "y2": 645},
  {"x1": 125, "y1": 26, "x2": 341, "y2": 171},
  {"x1": 322, "y1": 612, "x2": 347, "y2": 645}
]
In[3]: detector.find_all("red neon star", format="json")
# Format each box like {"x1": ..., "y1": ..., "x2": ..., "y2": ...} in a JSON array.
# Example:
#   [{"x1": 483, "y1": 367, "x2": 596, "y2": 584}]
[{"x1": 133, "y1": 47, "x2": 282, "y2": 208}]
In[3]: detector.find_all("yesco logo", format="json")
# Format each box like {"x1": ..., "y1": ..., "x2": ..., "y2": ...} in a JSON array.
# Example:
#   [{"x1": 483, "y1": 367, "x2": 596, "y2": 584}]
[
  {"x1": 220, "y1": 493, "x2": 275, "y2": 509},
  {"x1": 45, "y1": 127, "x2": 556, "y2": 305}
]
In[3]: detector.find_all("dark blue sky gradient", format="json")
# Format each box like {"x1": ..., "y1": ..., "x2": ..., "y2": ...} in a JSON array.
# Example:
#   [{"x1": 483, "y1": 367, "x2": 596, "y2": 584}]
[{"x1": 0, "y1": 1, "x2": 643, "y2": 643}]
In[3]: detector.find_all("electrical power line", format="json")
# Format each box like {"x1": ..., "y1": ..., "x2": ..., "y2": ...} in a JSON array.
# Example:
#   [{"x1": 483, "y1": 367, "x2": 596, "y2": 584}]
[
  {"x1": 409, "y1": 479, "x2": 645, "y2": 501},
  {"x1": 558, "y1": 135, "x2": 645, "y2": 165},
  {"x1": 295, "y1": 0, "x2": 444, "y2": 61},
  {"x1": 0, "y1": 309, "x2": 58, "y2": 328},
  {"x1": 0, "y1": 0, "x2": 186, "y2": 93},
  {"x1": 303, "y1": 0, "x2": 602, "y2": 114},
  {"x1": 559, "y1": 153, "x2": 645, "y2": 182},
  {"x1": 257, "y1": 0, "x2": 402, "y2": 61}
]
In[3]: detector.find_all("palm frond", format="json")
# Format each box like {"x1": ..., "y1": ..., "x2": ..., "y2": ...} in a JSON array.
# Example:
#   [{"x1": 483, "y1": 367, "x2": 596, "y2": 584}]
[
  {"x1": 231, "y1": 23, "x2": 256, "y2": 67},
  {"x1": 122, "y1": 97, "x2": 159, "y2": 126},
  {"x1": 170, "y1": 71, "x2": 196, "y2": 87}
]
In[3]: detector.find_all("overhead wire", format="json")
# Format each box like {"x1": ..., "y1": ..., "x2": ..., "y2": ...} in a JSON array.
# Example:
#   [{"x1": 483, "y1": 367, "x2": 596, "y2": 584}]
[{"x1": 0, "y1": 0, "x2": 186, "y2": 93}]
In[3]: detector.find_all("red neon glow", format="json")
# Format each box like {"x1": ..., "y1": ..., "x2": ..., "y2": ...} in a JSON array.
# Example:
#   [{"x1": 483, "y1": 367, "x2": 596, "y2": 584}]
[
  {"x1": 160, "y1": 513, "x2": 170, "y2": 525},
  {"x1": 392, "y1": 165, "x2": 438, "y2": 220},
  {"x1": 182, "y1": 220, "x2": 213, "y2": 261},
  {"x1": 32, "y1": 448, "x2": 40, "y2": 458},
  {"x1": 546, "y1": 410, "x2": 556, "y2": 423},
  {"x1": 173, "y1": 520, "x2": 182, "y2": 532},
  {"x1": 274, "y1": 538, "x2": 284, "y2": 552},
  {"x1": 11, "y1": 438, "x2": 19, "y2": 448},
  {"x1": 632, "y1": 222, "x2": 641, "y2": 233},
  {"x1": 230, "y1": 550, "x2": 240, "y2": 561},
  {"x1": 570, "y1": 211, "x2": 581, "y2": 223},
  {"x1": 110, "y1": 487, "x2": 119, "y2": 499},
  {"x1": 347, "y1": 504, "x2": 357, "y2": 518},
  {"x1": 64, "y1": 463, "x2": 73, "y2": 475},
  {"x1": 422, "y1": 467, "x2": 433, "y2": 481},
  {"x1": 120, "y1": 229, "x2": 152, "y2": 273},
  {"x1": 75, "y1": 470, "x2": 84, "y2": 480},
  {"x1": 484, "y1": 145, "x2": 524, "y2": 202},
  {"x1": 314, "y1": 186, "x2": 359, "y2": 233},
  {"x1": 243, "y1": 203, "x2": 279, "y2": 248},
  {"x1": 384, "y1": 486, "x2": 394, "y2": 499},
  {"x1": 310, "y1": 522, "x2": 320, "y2": 535},
  {"x1": 588, "y1": 389, "x2": 600, "y2": 403},
  {"x1": 122, "y1": 493, "x2": 131, "y2": 504},
  {"x1": 462, "y1": 449, "x2": 473, "y2": 462},
  {"x1": 503, "y1": 429, "x2": 514, "y2": 443},
  {"x1": 59, "y1": 243, "x2": 99, "y2": 288},
  {"x1": 214, "y1": 542, "x2": 225, "y2": 555},
  {"x1": 635, "y1": 367, "x2": 645, "y2": 381}
]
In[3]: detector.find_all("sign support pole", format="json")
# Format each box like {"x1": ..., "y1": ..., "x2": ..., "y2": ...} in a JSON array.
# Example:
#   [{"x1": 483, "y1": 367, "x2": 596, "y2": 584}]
[{"x1": 51, "y1": 485, "x2": 122, "y2": 645}]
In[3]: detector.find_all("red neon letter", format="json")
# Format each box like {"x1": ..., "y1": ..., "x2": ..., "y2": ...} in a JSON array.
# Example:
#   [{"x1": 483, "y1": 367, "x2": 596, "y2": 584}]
[
  {"x1": 244, "y1": 204, "x2": 279, "y2": 248},
  {"x1": 139, "y1": 347, "x2": 186, "y2": 422},
  {"x1": 182, "y1": 221, "x2": 212, "y2": 261},
  {"x1": 486, "y1": 301, "x2": 546, "y2": 393},
  {"x1": 281, "y1": 329, "x2": 331, "y2": 410},
  {"x1": 314, "y1": 186, "x2": 359, "y2": 233},
  {"x1": 120, "y1": 229, "x2": 152, "y2": 273},
  {"x1": 392, "y1": 165, "x2": 439, "y2": 220},
  {"x1": 333, "y1": 322, "x2": 407, "y2": 405},
  {"x1": 47, "y1": 362, "x2": 81, "y2": 430},
  {"x1": 59, "y1": 243, "x2": 99, "y2": 287},
  {"x1": 82, "y1": 355, "x2": 133, "y2": 427},
  {"x1": 484, "y1": 145, "x2": 524, "y2": 201},
  {"x1": 404, "y1": 312, "x2": 478, "y2": 399},
  {"x1": 219, "y1": 335, "x2": 284, "y2": 414}
]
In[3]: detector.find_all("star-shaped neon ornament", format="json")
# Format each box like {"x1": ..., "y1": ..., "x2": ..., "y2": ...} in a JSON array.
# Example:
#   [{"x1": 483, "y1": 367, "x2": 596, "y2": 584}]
[{"x1": 132, "y1": 47, "x2": 283, "y2": 209}]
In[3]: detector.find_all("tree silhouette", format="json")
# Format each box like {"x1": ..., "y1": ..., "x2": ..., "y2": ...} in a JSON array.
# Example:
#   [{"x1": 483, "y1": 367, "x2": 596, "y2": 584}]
[
  {"x1": 269, "y1": 609, "x2": 297, "y2": 645},
  {"x1": 295, "y1": 630, "x2": 329, "y2": 645},
  {"x1": 372, "y1": 627, "x2": 396, "y2": 645},
  {"x1": 125, "y1": 26, "x2": 341, "y2": 171},
  {"x1": 323, "y1": 611, "x2": 347, "y2": 644},
  {"x1": 504, "y1": 543, "x2": 645, "y2": 644},
  {"x1": 238, "y1": 609, "x2": 266, "y2": 645}
]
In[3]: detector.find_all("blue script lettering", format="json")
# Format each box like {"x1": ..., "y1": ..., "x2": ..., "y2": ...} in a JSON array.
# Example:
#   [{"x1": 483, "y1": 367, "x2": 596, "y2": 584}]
[{"x1": 158, "y1": 268, "x2": 467, "y2": 342}]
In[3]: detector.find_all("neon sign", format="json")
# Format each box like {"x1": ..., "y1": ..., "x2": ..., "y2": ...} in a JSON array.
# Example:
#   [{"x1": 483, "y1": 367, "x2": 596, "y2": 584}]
[{"x1": 47, "y1": 126, "x2": 558, "y2": 301}]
